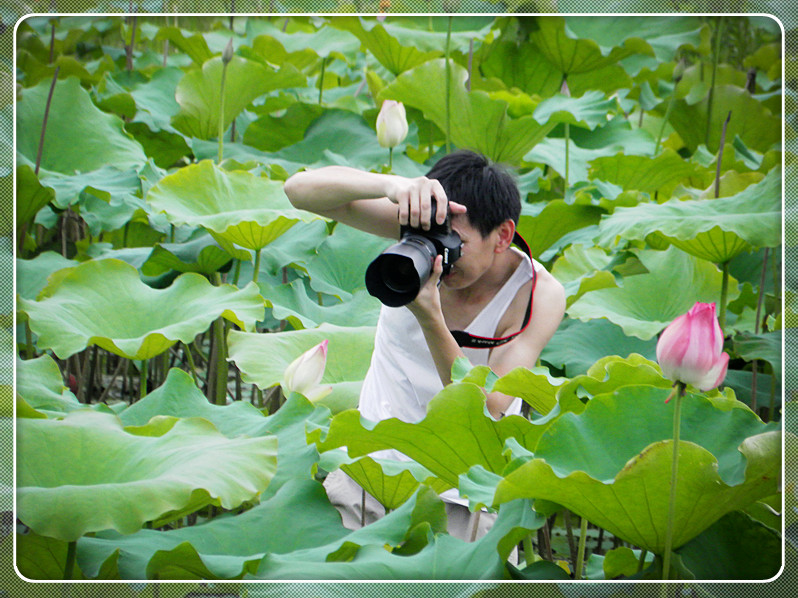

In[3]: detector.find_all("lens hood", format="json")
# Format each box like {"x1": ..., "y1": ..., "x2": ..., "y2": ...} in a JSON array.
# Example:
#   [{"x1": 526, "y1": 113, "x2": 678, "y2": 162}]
[{"x1": 365, "y1": 235, "x2": 437, "y2": 307}]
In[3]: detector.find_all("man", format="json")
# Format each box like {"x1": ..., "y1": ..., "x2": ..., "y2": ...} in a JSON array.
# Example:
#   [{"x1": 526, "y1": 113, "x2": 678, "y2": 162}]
[{"x1": 284, "y1": 150, "x2": 565, "y2": 539}]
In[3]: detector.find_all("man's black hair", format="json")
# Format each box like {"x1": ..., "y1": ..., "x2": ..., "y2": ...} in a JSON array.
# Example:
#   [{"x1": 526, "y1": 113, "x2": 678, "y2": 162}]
[{"x1": 425, "y1": 149, "x2": 521, "y2": 238}]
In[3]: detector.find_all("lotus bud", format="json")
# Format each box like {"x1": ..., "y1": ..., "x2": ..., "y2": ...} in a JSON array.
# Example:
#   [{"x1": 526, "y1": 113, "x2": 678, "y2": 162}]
[
  {"x1": 560, "y1": 78, "x2": 570, "y2": 97},
  {"x1": 376, "y1": 100, "x2": 408, "y2": 149},
  {"x1": 282, "y1": 340, "x2": 332, "y2": 402},
  {"x1": 222, "y1": 38, "x2": 234, "y2": 65},
  {"x1": 656, "y1": 302, "x2": 729, "y2": 393}
]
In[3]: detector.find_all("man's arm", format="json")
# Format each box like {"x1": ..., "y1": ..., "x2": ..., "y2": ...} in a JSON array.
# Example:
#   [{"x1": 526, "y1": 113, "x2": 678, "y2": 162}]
[
  {"x1": 283, "y1": 166, "x2": 464, "y2": 238},
  {"x1": 484, "y1": 269, "x2": 566, "y2": 417}
]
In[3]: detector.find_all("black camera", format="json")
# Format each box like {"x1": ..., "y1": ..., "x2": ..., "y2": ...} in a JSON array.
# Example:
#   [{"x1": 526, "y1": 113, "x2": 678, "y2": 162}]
[{"x1": 365, "y1": 201, "x2": 462, "y2": 307}]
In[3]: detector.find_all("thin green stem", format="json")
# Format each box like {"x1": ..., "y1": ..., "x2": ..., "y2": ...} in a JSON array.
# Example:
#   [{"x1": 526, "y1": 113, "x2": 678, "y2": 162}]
[
  {"x1": 139, "y1": 359, "x2": 148, "y2": 399},
  {"x1": 36, "y1": 65, "x2": 61, "y2": 175},
  {"x1": 212, "y1": 273, "x2": 227, "y2": 405},
  {"x1": 637, "y1": 548, "x2": 649, "y2": 573},
  {"x1": 252, "y1": 248, "x2": 262, "y2": 284},
  {"x1": 564, "y1": 123, "x2": 570, "y2": 190},
  {"x1": 64, "y1": 540, "x2": 77, "y2": 579},
  {"x1": 719, "y1": 261, "x2": 730, "y2": 334},
  {"x1": 662, "y1": 384, "x2": 685, "y2": 580},
  {"x1": 388, "y1": 147, "x2": 393, "y2": 171},
  {"x1": 523, "y1": 533, "x2": 538, "y2": 566},
  {"x1": 706, "y1": 16, "x2": 725, "y2": 147},
  {"x1": 183, "y1": 342, "x2": 199, "y2": 385},
  {"x1": 574, "y1": 515, "x2": 588, "y2": 580},
  {"x1": 445, "y1": 16, "x2": 453, "y2": 153},
  {"x1": 218, "y1": 62, "x2": 229, "y2": 164},
  {"x1": 654, "y1": 92, "x2": 676, "y2": 156},
  {"x1": 318, "y1": 57, "x2": 327, "y2": 105},
  {"x1": 232, "y1": 259, "x2": 242, "y2": 286}
]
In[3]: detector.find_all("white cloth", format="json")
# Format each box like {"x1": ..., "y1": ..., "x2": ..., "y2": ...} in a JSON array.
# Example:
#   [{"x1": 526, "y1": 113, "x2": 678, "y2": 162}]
[{"x1": 357, "y1": 248, "x2": 542, "y2": 505}]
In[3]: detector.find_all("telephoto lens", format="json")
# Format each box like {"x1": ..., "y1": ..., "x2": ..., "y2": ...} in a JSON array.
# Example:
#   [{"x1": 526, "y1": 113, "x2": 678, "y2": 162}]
[{"x1": 365, "y1": 201, "x2": 462, "y2": 307}]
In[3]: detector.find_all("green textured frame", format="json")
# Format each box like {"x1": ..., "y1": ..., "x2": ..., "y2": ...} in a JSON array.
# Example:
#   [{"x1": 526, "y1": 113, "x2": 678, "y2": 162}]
[{"x1": 1, "y1": 2, "x2": 793, "y2": 597}]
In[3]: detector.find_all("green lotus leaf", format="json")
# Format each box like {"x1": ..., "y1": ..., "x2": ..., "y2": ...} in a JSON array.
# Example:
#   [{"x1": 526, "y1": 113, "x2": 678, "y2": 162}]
[
  {"x1": 665, "y1": 84, "x2": 782, "y2": 153},
  {"x1": 16, "y1": 77, "x2": 148, "y2": 174},
  {"x1": 249, "y1": 496, "x2": 538, "y2": 580},
  {"x1": 302, "y1": 224, "x2": 393, "y2": 300},
  {"x1": 28, "y1": 164, "x2": 143, "y2": 211},
  {"x1": 588, "y1": 148, "x2": 708, "y2": 197},
  {"x1": 19, "y1": 258, "x2": 265, "y2": 360},
  {"x1": 523, "y1": 137, "x2": 621, "y2": 185},
  {"x1": 517, "y1": 201, "x2": 604, "y2": 262},
  {"x1": 16, "y1": 354, "x2": 84, "y2": 417},
  {"x1": 258, "y1": 279, "x2": 382, "y2": 329},
  {"x1": 146, "y1": 160, "x2": 323, "y2": 251},
  {"x1": 153, "y1": 26, "x2": 214, "y2": 65},
  {"x1": 16, "y1": 164, "x2": 54, "y2": 227},
  {"x1": 171, "y1": 56, "x2": 305, "y2": 140},
  {"x1": 78, "y1": 480, "x2": 450, "y2": 581},
  {"x1": 249, "y1": 18, "x2": 361, "y2": 63},
  {"x1": 320, "y1": 451, "x2": 450, "y2": 511},
  {"x1": 381, "y1": 59, "x2": 557, "y2": 164},
  {"x1": 243, "y1": 102, "x2": 325, "y2": 152},
  {"x1": 567, "y1": 247, "x2": 739, "y2": 340},
  {"x1": 227, "y1": 324, "x2": 376, "y2": 410},
  {"x1": 16, "y1": 251, "x2": 79, "y2": 301},
  {"x1": 533, "y1": 91, "x2": 618, "y2": 131},
  {"x1": 480, "y1": 40, "x2": 563, "y2": 97},
  {"x1": 528, "y1": 16, "x2": 655, "y2": 75},
  {"x1": 140, "y1": 231, "x2": 232, "y2": 277},
  {"x1": 550, "y1": 244, "x2": 617, "y2": 307},
  {"x1": 119, "y1": 369, "x2": 329, "y2": 498},
  {"x1": 733, "y1": 330, "x2": 782, "y2": 380},
  {"x1": 490, "y1": 386, "x2": 780, "y2": 554},
  {"x1": 596, "y1": 168, "x2": 781, "y2": 263},
  {"x1": 310, "y1": 383, "x2": 546, "y2": 488},
  {"x1": 17, "y1": 410, "x2": 278, "y2": 542}
]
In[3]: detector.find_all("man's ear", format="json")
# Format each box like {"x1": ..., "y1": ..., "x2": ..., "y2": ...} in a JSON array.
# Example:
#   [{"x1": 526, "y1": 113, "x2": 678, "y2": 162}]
[{"x1": 494, "y1": 219, "x2": 516, "y2": 253}]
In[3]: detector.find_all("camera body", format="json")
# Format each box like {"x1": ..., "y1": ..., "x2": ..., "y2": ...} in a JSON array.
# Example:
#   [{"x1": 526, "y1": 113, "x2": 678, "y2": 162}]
[{"x1": 365, "y1": 202, "x2": 462, "y2": 307}]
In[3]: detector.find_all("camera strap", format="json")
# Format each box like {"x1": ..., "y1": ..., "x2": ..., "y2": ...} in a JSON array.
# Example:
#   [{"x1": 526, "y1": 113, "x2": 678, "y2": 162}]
[{"x1": 449, "y1": 232, "x2": 537, "y2": 349}]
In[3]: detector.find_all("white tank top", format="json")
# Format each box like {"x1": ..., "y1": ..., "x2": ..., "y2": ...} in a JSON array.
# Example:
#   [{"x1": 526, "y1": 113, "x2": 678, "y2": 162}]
[{"x1": 359, "y1": 248, "x2": 541, "y2": 424}]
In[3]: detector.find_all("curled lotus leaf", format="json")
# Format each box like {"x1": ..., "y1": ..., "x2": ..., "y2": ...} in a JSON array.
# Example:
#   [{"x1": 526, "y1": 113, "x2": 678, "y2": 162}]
[
  {"x1": 490, "y1": 386, "x2": 780, "y2": 554},
  {"x1": 146, "y1": 160, "x2": 324, "y2": 251},
  {"x1": 18, "y1": 258, "x2": 265, "y2": 360},
  {"x1": 17, "y1": 410, "x2": 278, "y2": 542}
]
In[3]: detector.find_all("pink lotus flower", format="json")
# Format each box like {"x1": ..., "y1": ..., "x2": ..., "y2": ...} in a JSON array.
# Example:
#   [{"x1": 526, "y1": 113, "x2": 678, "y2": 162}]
[
  {"x1": 376, "y1": 100, "x2": 408, "y2": 149},
  {"x1": 656, "y1": 302, "x2": 729, "y2": 392},
  {"x1": 282, "y1": 340, "x2": 332, "y2": 403}
]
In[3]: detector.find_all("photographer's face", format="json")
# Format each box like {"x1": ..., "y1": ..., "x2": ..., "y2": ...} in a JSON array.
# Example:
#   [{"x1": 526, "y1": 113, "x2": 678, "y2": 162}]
[{"x1": 441, "y1": 215, "x2": 500, "y2": 289}]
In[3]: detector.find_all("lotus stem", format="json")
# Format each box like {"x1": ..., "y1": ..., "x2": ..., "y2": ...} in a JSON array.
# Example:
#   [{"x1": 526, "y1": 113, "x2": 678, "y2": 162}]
[
  {"x1": 126, "y1": 15, "x2": 137, "y2": 72},
  {"x1": 318, "y1": 57, "x2": 327, "y2": 105},
  {"x1": 574, "y1": 515, "x2": 588, "y2": 580},
  {"x1": 64, "y1": 540, "x2": 77, "y2": 579},
  {"x1": 252, "y1": 249, "x2": 262, "y2": 283},
  {"x1": 637, "y1": 548, "x2": 648, "y2": 573},
  {"x1": 139, "y1": 359, "x2": 148, "y2": 399},
  {"x1": 719, "y1": 261, "x2": 730, "y2": 334},
  {"x1": 388, "y1": 147, "x2": 393, "y2": 171},
  {"x1": 35, "y1": 66, "x2": 60, "y2": 175},
  {"x1": 706, "y1": 17, "x2": 725, "y2": 148},
  {"x1": 49, "y1": 21, "x2": 56, "y2": 63},
  {"x1": 564, "y1": 123, "x2": 570, "y2": 189},
  {"x1": 97, "y1": 358, "x2": 125, "y2": 404},
  {"x1": 183, "y1": 341, "x2": 199, "y2": 385},
  {"x1": 751, "y1": 247, "x2": 769, "y2": 411},
  {"x1": 523, "y1": 533, "x2": 538, "y2": 566},
  {"x1": 714, "y1": 111, "x2": 732, "y2": 198},
  {"x1": 654, "y1": 91, "x2": 675, "y2": 156},
  {"x1": 218, "y1": 62, "x2": 230, "y2": 164},
  {"x1": 662, "y1": 382, "x2": 686, "y2": 580},
  {"x1": 445, "y1": 16, "x2": 453, "y2": 153}
]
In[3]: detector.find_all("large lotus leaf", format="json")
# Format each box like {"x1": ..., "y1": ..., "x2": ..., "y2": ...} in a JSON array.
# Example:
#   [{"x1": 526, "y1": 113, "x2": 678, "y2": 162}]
[
  {"x1": 303, "y1": 224, "x2": 393, "y2": 300},
  {"x1": 550, "y1": 244, "x2": 617, "y2": 307},
  {"x1": 517, "y1": 201, "x2": 604, "y2": 261},
  {"x1": 532, "y1": 91, "x2": 618, "y2": 131},
  {"x1": 243, "y1": 102, "x2": 325, "y2": 152},
  {"x1": 381, "y1": 59, "x2": 557, "y2": 164},
  {"x1": 79, "y1": 481, "x2": 451, "y2": 581},
  {"x1": 523, "y1": 137, "x2": 621, "y2": 186},
  {"x1": 665, "y1": 85, "x2": 781, "y2": 153},
  {"x1": 19, "y1": 259, "x2": 265, "y2": 360},
  {"x1": 17, "y1": 410, "x2": 278, "y2": 542},
  {"x1": 528, "y1": 16, "x2": 655, "y2": 75},
  {"x1": 259, "y1": 279, "x2": 382, "y2": 329},
  {"x1": 119, "y1": 369, "x2": 329, "y2": 498},
  {"x1": 250, "y1": 496, "x2": 539, "y2": 580},
  {"x1": 567, "y1": 247, "x2": 739, "y2": 340},
  {"x1": 140, "y1": 231, "x2": 232, "y2": 277},
  {"x1": 153, "y1": 26, "x2": 214, "y2": 65},
  {"x1": 248, "y1": 18, "x2": 361, "y2": 63},
  {"x1": 16, "y1": 251, "x2": 79, "y2": 300},
  {"x1": 146, "y1": 160, "x2": 323, "y2": 251},
  {"x1": 596, "y1": 168, "x2": 782, "y2": 263},
  {"x1": 675, "y1": 510, "x2": 781, "y2": 580},
  {"x1": 227, "y1": 324, "x2": 376, "y2": 405},
  {"x1": 588, "y1": 148, "x2": 708, "y2": 197},
  {"x1": 310, "y1": 383, "x2": 546, "y2": 488},
  {"x1": 16, "y1": 354, "x2": 85, "y2": 417},
  {"x1": 480, "y1": 40, "x2": 562, "y2": 98},
  {"x1": 488, "y1": 385, "x2": 780, "y2": 554},
  {"x1": 320, "y1": 450, "x2": 450, "y2": 511},
  {"x1": 26, "y1": 163, "x2": 143, "y2": 211},
  {"x1": 541, "y1": 319, "x2": 657, "y2": 378},
  {"x1": 16, "y1": 164, "x2": 54, "y2": 227},
  {"x1": 171, "y1": 56, "x2": 305, "y2": 140},
  {"x1": 16, "y1": 76, "x2": 147, "y2": 174},
  {"x1": 733, "y1": 330, "x2": 782, "y2": 381}
]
